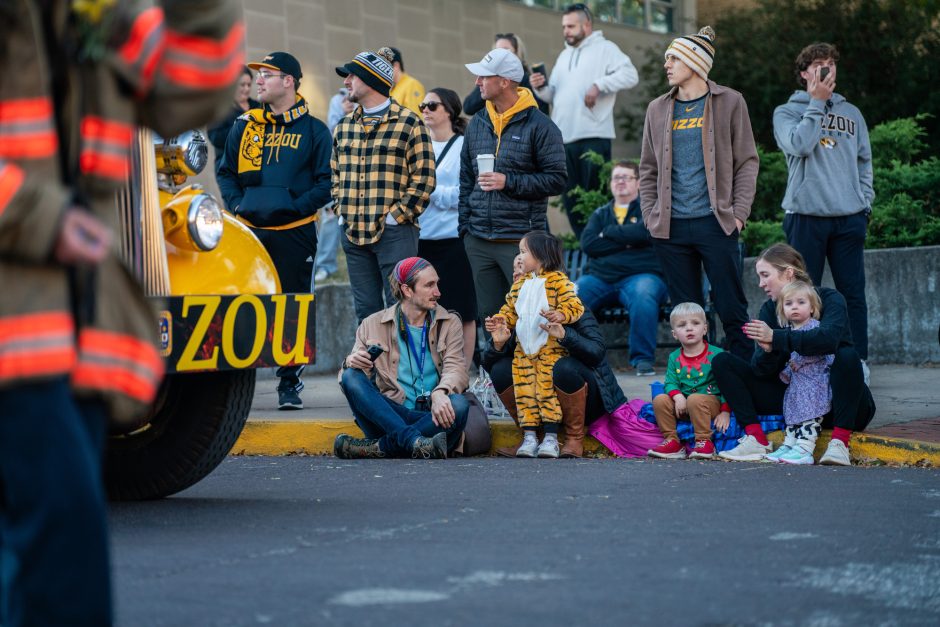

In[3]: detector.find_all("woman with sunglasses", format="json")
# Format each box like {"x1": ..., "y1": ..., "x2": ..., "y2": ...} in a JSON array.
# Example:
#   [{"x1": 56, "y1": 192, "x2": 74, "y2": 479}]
[
  {"x1": 417, "y1": 88, "x2": 478, "y2": 365},
  {"x1": 463, "y1": 33, "x2": 549, "y2": 116}
]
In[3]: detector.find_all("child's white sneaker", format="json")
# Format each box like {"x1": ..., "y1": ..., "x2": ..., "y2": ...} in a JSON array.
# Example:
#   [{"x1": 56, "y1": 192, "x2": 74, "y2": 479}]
[
  {"x1": 717, "y1": 435, "x2": 772, "y2": 462},
  {"x1": 537, "y1": 438, "x2": 559, "y2": 459},
  {"x1": 516, "y1": 438, "x2": 538, "y2": 458},
  {"x1": 819, "y1": 439, "x2": 851, "y2": 466}
]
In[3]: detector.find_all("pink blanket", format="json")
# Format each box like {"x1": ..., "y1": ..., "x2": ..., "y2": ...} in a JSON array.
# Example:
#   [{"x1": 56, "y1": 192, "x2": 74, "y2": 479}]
[{"x1": 588, "y1": 399, "x2": 663, "y2": 458}]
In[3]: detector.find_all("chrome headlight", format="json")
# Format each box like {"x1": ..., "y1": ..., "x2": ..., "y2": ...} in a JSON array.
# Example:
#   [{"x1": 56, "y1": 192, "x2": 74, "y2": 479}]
[
  {"x1": 187, "y1": 194, "x2": 223, "y2": 251},
  {"x1": 155, "y1": 129, "x2": 209, "y2": 177}
]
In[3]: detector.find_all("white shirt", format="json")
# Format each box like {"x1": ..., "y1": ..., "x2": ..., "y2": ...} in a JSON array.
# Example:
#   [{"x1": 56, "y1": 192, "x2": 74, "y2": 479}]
[{"x1": 418, "y1": 135, "x2": 464, "y2": 240}]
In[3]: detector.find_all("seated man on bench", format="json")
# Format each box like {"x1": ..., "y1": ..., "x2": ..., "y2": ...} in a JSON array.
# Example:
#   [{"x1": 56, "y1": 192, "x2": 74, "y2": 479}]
[
  {"x1": 334, "y1": 257, "x2": 469, "y2": 459},
  {"x1": 576, "y1": 160, "x2": 668, "y2": 376}
]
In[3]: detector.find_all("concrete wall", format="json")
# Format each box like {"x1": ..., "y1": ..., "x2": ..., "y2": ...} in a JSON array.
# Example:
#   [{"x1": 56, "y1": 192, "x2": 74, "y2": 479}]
[{"x1": 309, "y1": 245, "x2": 940, "y2": 372}]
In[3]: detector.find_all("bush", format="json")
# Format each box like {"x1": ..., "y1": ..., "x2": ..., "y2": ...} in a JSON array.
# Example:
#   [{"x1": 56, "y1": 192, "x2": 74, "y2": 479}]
[{"x1": 868, "y1": 193, "x2": 940, "y2": 249}]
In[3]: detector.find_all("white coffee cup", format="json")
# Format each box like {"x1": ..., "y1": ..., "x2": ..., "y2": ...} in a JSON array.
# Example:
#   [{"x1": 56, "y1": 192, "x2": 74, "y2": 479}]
[{"x1": 476, "y1": 154, "x2": 495, "y2": 174}]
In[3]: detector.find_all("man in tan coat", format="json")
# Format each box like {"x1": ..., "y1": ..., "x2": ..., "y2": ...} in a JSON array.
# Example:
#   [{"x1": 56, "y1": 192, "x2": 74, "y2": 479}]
[
  {"x1": 334, "y1": 257, "x2": 469, "y2": 459},
  {"x1": 639, "y1": 26, "x2": 758, "y2": 360}
]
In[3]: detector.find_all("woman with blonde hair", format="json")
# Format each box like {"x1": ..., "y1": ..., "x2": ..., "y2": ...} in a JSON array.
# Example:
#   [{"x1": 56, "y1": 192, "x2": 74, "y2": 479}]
[{"x1": 712, "y1": 243, "x2": 875, "y2": 465}]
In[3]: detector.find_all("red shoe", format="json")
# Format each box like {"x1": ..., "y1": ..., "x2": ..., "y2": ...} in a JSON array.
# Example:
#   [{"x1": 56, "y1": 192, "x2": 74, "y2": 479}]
[
  {"x1": 648, "y1": 438, "x2": 686, "y2": 459},
  {"x1": 689, "y1": 440, "x2": 716, "y2": 459}
]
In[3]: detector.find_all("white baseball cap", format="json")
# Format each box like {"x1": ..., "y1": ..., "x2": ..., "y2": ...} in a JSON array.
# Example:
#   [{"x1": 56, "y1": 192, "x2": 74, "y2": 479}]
[{"x1": 465, "y1": 48, "x2": 524, "y2": 83}]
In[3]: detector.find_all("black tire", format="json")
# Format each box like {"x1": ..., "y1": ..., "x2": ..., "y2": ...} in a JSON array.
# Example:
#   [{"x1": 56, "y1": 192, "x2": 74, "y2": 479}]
[{"x1": 105, "y1": 370, "x2": 255, "y2": 500}]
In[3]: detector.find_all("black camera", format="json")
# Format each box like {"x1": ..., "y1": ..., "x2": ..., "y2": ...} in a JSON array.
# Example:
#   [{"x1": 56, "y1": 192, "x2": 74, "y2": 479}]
[
  {"x1": 415, "y1": 393, "x2": 431, "y2": 412},
  {"x1": 366, "y1": 344, "x2": 384, "y2": 361}
]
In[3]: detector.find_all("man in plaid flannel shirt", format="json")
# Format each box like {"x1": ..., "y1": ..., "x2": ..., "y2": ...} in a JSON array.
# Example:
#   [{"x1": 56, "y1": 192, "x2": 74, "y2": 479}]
[{"x1": 333, "y1": 47, "x2": 436, "y2": 322}]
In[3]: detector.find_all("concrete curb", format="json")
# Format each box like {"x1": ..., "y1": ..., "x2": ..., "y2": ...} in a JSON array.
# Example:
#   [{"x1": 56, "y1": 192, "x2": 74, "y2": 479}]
[{"x1": 233, "y1": 419, "x2": 940, "y2": 466}]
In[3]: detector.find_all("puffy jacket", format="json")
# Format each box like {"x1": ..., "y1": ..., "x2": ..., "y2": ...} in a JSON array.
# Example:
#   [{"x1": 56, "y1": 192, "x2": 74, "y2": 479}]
[
  {"x1": 458, "y1": 105, "x2": 566, "y2": 240},
  {"x1": 0, "y1": 0, "x2": 243, "y2": 424},
  {"x1": 482, "y1": 308, "x2": 626, "y2": 417},
  {"x1": 217, "y1": 98, "x2": 332, "y2": 228}
]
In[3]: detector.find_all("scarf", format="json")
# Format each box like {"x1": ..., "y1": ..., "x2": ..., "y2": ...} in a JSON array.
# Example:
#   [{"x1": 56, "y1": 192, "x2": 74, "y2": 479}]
[{"x1": 236, "y1": 94, "x2": 308, "y2": 177}]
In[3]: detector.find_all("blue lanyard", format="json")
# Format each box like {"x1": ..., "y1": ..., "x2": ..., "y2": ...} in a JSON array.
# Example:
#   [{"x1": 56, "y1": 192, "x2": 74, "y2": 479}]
[{"x1": 405, "y1": 321, "x2": 429, "y2": 394}]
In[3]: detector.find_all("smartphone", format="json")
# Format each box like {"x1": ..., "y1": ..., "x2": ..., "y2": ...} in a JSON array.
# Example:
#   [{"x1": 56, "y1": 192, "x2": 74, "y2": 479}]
[
  {"x1": 531, "y1": 62, "x2": 546, "y2": 77},
  {"x1": 367, "y1": 344, "x2": 384, "y2": 362},
  {"x1": 819, "y1": 66, "x2": 830, "y2": 81}
]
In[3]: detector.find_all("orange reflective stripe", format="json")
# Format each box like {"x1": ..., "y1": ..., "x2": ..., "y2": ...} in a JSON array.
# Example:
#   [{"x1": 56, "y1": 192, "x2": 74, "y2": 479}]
[
  {"x1": 80, "y1": 116, "x2": 133, "y2": 180},
  {"x1": 0, "y1": 162, "x2": 25, "y2": 218},
  {"x1": 161, "y1": 22, "x2": 245, "y2": 89},
  {"x1": 0, "y1": 97, "x2": 58, "y2": 159},
  {"x1": 119, "y1": 7, "x2": 165, "y2": 91},
  {"x1": 73, "y1": 329, "x2": 164, "y2": 402},
  {"x1": 0, "y1": 312, "x2": 76, "y2": 381}
]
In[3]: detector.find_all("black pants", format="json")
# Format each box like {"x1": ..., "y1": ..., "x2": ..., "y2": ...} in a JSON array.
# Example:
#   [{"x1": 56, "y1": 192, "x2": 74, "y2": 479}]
[
  {"x1": 253, "y1": 220, "x2": 317, "y2": 383},
  {"x1": 489, "y1": 355, "x2": 605, "y2": 424},
  {"x1": 562, "y1": 138, "x2": 610, "y2": 239},
  {"x1": 784, "y1": 211, "x2": 869, "y2": 359},
  {"x1": 653, "y1": 215, "x2": 751, "y2": 359},
  {"x1": 712, "y1": 347, "x2": 876, "y2": 431}
]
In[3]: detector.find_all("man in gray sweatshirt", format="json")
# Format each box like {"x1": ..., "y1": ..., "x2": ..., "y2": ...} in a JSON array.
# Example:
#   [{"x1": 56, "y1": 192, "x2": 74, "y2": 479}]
[{"x1": 773, "y1": 42, "x2": 874, "y2": 375}]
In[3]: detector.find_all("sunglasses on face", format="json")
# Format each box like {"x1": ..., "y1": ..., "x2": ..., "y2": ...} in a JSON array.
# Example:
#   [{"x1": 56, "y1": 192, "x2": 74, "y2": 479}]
[{"x1": 418, "y1": 102, "x2": 442, "y2": 112}]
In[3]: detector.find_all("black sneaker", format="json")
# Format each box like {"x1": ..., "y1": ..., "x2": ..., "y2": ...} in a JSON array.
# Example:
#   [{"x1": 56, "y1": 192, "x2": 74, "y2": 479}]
[
  {"x1": 635, "y1": 361, "x2": 656, "y2": 376},
  {"x1": 277, "y1": 378, "x2": 304, "y2": 410},
  {"x1": 411, "y1": 432, "x2": 448, "y2": 459},
  {"x1": 334, "y1": 434, "x2": 386, "y2": 459}
]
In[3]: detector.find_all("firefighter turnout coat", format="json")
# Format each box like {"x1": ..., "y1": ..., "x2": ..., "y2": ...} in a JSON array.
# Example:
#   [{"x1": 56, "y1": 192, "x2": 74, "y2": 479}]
[{"x1": 0, "y1": 0, "x2": 244, "y2": 423}]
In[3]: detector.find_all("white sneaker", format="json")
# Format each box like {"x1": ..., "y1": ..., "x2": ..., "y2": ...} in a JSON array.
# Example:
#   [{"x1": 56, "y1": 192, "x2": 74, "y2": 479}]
[
  {"x1": 861, "y1": 360, "x2": 871, "y2": 387},
  {"x1": 516, "y1": 437, "x2": 538, "y2": 458},
  {"x1": 819, "y1": 439, "x2": 851, "y2": 466},
  {"x1": 314, "y1": 268, "x2": 329, "y2": 282},
  {"x1": 537, "y1": 438, "x2": 560, "y2": 459},
  {"x1": 718, "y1": 435, "x2": 772, "y2": 462}
]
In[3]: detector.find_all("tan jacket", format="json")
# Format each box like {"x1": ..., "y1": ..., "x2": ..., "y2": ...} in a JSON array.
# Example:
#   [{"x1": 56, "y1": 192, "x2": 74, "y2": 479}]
[
  {"x1": 338, "y1": 304, "x2": 468, "y2": 404},
  {"x1": 639, "y1": 81, "x2": 759, "y2": 238},
  {"x1": 0, "y1": 1, "x2": 243, "y2": 424}
]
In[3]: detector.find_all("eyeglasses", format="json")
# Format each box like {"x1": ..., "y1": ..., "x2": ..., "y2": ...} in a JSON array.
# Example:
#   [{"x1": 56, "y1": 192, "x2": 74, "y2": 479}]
[
  {"x1": 612, "y1": 175, "x2": 638, "y2": 182},
  {"x1": 258, "y1": 71, "x2": 287, "y2": 81},
  {"x1": 418, "y1": 102, "x2": 442, "y2": 112}
]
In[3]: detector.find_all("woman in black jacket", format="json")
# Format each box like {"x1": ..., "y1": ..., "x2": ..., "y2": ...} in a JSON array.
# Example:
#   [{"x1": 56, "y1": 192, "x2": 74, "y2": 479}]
[
  {"x1": 482, "y1": 307, "x2": 626, "y2": 458},
  {"x1": 463, "y1": 33, "x2": 549, "y2": 116},
  {"x1": 713, "y1": 243, "x2": 876, "y2": 465},
  {"x1": 208, "y1": 66, "x2": 259, "y2": 173}
]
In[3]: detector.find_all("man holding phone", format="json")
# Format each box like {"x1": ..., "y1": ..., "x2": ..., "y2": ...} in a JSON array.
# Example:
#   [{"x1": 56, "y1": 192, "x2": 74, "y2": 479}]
[
  {"x1": 773, "y1": 42, "x2": 874, "y2": 383},
  {"x1": 335, "y1": 257, "x2": 470, "y2": 459}
]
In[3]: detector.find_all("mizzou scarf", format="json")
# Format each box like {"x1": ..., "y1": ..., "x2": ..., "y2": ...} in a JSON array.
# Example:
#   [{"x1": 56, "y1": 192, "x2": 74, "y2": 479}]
[{"x1": 236, "y1": 95, "x2": 309, "y2": 179}]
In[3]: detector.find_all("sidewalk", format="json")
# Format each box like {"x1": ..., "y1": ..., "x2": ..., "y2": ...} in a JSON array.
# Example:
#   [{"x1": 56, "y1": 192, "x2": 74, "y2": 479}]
[{"x1": 235, "y1": 365, "x2": 940, "y2": 465}]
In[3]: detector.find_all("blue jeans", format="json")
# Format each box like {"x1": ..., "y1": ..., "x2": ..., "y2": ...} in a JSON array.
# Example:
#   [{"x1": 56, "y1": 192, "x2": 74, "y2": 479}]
[
  {"x1": 314, "y1": 209, "x2": 340, "y2": 277},
  {"x1": 575, "y1": 273, "x2": 668, "y2": 365},
  {"x1": 339, "y1": 368, "x2": 468, "y2": 457},
  {"x1": 0, "y1": 379, "x2": 112, "y2": 626}
]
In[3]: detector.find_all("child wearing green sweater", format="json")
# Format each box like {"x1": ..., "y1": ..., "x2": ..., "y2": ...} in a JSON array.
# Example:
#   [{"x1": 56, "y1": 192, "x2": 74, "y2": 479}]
[{"x1": 648, "y1": 302, "x2": 731, "y2": 460}]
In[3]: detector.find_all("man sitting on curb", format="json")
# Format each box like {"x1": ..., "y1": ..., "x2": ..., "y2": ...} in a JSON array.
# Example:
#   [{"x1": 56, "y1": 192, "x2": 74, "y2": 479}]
[
  {"x1": 577, "y1": 160, "x2": 668, "y2": 376},
  {"x1": 335, "y1": 257, "x2": 469, "y2": 459}
]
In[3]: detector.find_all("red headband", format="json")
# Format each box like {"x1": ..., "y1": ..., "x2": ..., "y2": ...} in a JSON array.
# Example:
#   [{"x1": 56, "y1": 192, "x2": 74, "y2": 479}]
[{"x1": 394, "y1": 257, "x2": 430, "y2": 285}]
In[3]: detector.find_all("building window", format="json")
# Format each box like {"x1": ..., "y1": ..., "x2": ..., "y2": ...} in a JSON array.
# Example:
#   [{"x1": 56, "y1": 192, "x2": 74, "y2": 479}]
[{"x1": 509, "y1": 0, "x2": 676, "y2": 33}]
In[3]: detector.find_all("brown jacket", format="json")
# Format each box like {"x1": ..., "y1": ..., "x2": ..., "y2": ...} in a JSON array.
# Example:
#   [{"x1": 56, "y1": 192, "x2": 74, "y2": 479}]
[
  {"x1": 639, "y1": 81, "x2": 759, "y2": 238},
  {"x1": 0, "y1": 1, "x2": 243, "y2": 423},
  {"x1": 339, "y1": 304, "x2": 468, "y2": 404}
]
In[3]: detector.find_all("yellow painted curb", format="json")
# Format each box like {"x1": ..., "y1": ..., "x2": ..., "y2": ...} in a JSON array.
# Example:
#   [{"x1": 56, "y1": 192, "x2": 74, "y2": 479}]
[{"x1": 233, "y1": 420, "x2": 939, "y2": 466}]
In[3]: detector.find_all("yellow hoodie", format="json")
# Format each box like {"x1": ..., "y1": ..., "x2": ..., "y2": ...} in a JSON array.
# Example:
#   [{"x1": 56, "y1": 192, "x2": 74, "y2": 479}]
[{"x1": 485, "y1": 87, "x2": 538, "y2": 156}]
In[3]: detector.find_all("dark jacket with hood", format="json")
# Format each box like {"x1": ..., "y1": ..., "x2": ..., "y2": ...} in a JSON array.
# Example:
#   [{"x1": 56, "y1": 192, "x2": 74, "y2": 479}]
[
  {"x1": 458, "y1": 90, "x2": 566, "y2": 240},
  {"x1": 217, "y1": 97, "x2": 332, "y2": 227},
  {"x1": 482, "y1": 308, "x2": 627, "y2": 417}
]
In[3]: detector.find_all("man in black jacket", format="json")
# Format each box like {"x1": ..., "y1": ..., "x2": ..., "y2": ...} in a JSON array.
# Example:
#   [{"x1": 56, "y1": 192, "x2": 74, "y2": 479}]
[
  {"x1": 218, "y1": 52, "x2": 332, "y2": 410},
  {"x1": 578, "y1": 160, "x2": 667, "y2": 376},
  {"x1": 459, "y1": 48, "x2": 567, "y2": 322}
]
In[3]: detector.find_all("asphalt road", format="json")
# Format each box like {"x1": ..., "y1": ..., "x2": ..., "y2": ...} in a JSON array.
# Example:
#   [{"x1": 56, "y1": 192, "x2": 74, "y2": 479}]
[{"x1": 110, "y1": 457, "x2": 940, "y2": 626}]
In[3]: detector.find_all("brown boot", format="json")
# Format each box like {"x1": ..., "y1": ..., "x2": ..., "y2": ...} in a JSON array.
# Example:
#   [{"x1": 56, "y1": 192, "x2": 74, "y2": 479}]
[
  {"x1": 495, "y1": 387, "x2": 522, "y2": 457},
  {"x1": 558, "y1": 384, "x2": 588, "y2": 458}
]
